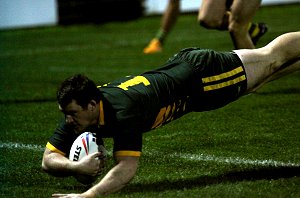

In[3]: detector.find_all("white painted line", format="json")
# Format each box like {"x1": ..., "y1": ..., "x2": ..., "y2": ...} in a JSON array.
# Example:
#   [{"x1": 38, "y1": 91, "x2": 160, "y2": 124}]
[
  {"x1": 169, "y1": 152, "x2": 300, "y2": 167},
  {"x1": 1, "y1": 142, "x2": 299, "y2": 167},
  {"x1": 144, "y1": 150, "x2": 300, "y2": 167},
  {"x1": 0, "y1": 142, "x2": 44, "y2": 152}
]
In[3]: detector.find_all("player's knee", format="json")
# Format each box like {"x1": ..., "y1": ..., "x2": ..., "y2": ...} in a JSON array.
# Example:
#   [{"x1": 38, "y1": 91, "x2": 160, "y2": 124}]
[{"x1": 198, "y1": 16, "x2": 223, "y2": 29}]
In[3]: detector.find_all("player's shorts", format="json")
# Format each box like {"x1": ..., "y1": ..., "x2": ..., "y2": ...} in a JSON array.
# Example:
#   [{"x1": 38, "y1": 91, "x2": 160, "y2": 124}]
[{"x1": 167, "y1": 47, "x2": 247, "y2": 112}]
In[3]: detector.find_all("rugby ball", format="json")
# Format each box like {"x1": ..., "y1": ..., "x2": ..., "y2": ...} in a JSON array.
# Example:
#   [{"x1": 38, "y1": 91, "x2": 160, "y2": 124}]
[{"x1": 69, "y1": 132, "x2": 105, "y2": 161}]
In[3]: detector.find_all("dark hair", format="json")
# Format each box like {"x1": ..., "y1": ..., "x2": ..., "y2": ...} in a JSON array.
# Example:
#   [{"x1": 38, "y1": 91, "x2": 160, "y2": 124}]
[{"x1": 57, "y1": 74, "x2": 101, "y2": 108}]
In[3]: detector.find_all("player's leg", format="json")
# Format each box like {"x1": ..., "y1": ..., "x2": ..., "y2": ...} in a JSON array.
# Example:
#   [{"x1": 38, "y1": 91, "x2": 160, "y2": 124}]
[
  {"x1": 228, "y1": 0, "x2": 262, "y2": 49},
  {"x1": 249, "y1": 60, "x2": 300, "y2": 92},
  {"x1": 234, "y1": 32, "x2": 300, "y2": 93},
  {"x1": 160, "y1": 0, "x2": 180, "y2": 37},
  {"x1": 198, "y1": 0, "x2": 267, "y2": 47},
  {"x1": 143, "y1": 0, "x2": 180, "y2": 54},
  {"x1": 198, "y1": 0, "x2": 228, "y2": 30}
]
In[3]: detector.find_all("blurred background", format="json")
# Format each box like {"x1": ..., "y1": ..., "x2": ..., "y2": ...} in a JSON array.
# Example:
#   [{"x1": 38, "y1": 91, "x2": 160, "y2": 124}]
[
  {"x1": 1, "y1": 1, "x2": 300, "y2": 197},
  {"x1": 1, "y1": 0, "x2": 300, "y2": 30}
]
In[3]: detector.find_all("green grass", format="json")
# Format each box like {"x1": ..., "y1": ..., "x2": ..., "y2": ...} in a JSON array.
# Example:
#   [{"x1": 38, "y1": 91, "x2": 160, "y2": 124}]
[{"x1": 1, "y1": 4, "x2": 300, "y2": 198}]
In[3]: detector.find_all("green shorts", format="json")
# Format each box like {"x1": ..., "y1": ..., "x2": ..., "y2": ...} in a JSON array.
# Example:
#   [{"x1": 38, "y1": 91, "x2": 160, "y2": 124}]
[{"x1": 165, "y1": 47, "x2": 247, "y2": 111}]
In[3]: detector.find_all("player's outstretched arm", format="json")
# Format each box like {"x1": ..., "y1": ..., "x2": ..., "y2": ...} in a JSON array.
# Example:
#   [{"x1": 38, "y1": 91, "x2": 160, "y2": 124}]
[
  {"x1": 51, "y1": 156, "x2": 139, "y2": 198},
  {"x1": 82, "y1": 156, "x2": 139, "y2": 197}
]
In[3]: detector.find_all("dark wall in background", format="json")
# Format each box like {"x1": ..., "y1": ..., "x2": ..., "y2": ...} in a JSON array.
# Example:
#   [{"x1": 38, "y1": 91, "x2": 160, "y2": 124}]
[{"x1": 57, "y1": 0, "x2": 144, "y2": 25}]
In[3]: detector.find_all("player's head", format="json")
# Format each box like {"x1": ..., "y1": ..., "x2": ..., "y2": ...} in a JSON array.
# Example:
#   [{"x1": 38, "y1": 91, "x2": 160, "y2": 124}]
[{"x1": 57, "y1": 74, "x2": 101, "y2": 109}]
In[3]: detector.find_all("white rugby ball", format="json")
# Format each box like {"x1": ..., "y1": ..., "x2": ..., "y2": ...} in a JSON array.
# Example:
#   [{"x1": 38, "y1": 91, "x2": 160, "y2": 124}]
[{"x1": 69, "y1": 132, "x2": 105, "y2": 161}]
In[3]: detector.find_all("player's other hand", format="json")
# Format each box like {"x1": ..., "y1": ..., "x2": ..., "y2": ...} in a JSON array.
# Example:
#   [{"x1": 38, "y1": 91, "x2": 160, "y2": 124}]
[{"x1": 75, "y1": 152, "x2": 105, "y2": 176}]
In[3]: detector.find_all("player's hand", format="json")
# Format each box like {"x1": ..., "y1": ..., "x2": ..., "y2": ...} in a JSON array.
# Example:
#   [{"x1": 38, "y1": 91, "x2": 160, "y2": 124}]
[{"x1": 75, "y1": 152, "x2": 105, "y2": 176}]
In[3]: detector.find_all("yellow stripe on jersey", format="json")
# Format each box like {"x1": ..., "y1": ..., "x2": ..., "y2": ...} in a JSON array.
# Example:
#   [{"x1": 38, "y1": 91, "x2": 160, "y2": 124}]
[
  {"x1": 46, "y1": 142, "x2": 66, "y2": 156},
  {"x1": 202, "y1": 66, "x2": 244, "y2": 83},
  {"x1": 114, "y1": 150, "x2": 141, "y2": 157},
  {"x1": 117, "y1": 76, "x2": 150, "y2": 91},
  {"x1": 203, "y1": 75, "x2": 246, "y2": 91}
]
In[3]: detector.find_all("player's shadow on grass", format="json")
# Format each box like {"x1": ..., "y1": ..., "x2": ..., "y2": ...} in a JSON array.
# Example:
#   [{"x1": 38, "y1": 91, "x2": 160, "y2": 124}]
[
  {"x1": 124, "y1": 166, "x2": 300, "y2": 193},
  {"x1": 256, "y1": 87, "x2": 300, "y2": 95}
]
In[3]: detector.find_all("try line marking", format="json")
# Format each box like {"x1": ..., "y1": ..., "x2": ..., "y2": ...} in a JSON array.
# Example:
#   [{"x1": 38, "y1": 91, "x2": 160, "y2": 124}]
[
  {"x1": 1, "y1": 142, "x2": 299, "y2": 167},
  {"x1": 0, "y1": 142, "x2": 44, "y2": 152},
  {"x1": 166, "y1": 152, "x2": 300, "y2": 167}
]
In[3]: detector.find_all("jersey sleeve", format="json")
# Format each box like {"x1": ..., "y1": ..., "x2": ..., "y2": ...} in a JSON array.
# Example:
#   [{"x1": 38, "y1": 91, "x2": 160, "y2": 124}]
[
  {"x1": 113, "y1": 129, "x2": 143, "y2": 157},
  {"x1": 46, "y1": 119, "x2": 77, "y2": 156}
]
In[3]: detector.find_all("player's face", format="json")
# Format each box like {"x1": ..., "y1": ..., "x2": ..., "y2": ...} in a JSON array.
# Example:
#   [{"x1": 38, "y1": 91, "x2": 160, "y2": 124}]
[{"x1": 59, "y1": 100, "x2": 97, "y2": 134}]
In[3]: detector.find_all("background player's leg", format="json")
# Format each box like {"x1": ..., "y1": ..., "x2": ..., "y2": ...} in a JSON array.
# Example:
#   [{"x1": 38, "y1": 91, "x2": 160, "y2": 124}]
[
  {"x1": 228, "y1": 0, "x2": 262, "y2": 49},
  {"x1": 198, "y1": 0, "x2": 228, "y2": 29},
  {"x1": 143, "y1": 0, "x2": 180, "y2": 54}
]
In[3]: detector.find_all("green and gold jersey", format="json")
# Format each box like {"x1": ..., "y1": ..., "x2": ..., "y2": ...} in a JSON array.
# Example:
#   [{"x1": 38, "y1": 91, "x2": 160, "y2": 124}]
[{"x1": 47, "y1": 48, "x2": 247, "y2": 158}]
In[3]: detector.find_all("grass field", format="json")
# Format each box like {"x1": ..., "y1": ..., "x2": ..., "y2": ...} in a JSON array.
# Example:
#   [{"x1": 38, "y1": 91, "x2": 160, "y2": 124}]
[{"x1": 1, "y1": 4, "x2": 300, "y2": 198}]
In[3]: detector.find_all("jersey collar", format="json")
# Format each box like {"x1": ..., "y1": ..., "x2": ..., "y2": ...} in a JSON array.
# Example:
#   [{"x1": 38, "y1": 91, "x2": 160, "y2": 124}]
[{"x1": 98, "y1": 100, "x2": 105, "y2": 126}]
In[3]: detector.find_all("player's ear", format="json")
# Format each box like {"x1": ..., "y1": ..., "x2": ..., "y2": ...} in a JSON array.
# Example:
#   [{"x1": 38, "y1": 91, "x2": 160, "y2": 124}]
[{"x1": 88, "y1": 100, "x2": 97, "y2": 111}]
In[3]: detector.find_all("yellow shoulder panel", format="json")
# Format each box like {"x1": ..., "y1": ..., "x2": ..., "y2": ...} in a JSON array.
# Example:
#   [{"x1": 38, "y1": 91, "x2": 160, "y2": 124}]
[{"x1": 46, "y1": 142, "x2": 66, "y2": 156}]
